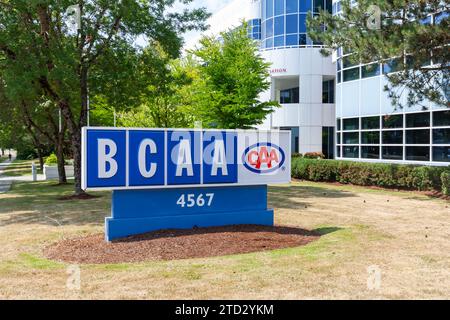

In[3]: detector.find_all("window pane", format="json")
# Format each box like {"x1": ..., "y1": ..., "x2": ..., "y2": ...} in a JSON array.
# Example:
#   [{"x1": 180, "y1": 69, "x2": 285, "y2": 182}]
[
  {"x1": 286, "y1": 34, "x2": 298, "y2": 46},
  {"x1": 383, "y1": 131, "x2": 403, "y2": 144},
  {"x1": 313, "y1": 0, "x2": 323, "y2": 12},
  {"x1": 362, "y1": 63, "x2": 381, "y2": 78},
  {"x1": 286, "y1": 0, "x2": 298, "y2": 13},
  {"x1": 433, "y1": 110, "x2": 450, "y2": 126},
  {"x1": 343, "y1": 132, "x2": 359, "y2": 144},
  {"x1": 362, "y1": 146, "x2": 380, "y2": 159},
  {"x1": 299, "y1": 33, "x2": 307, "y2": 45},
  {"x1": 406, "y1": 129, "x2": 430, "y2": 144},
  {"x1": 382, "y1": 146, "x2": 403, "y2": 160},
  {"x1": 280, "y1": 87, "x2": 299, "y2": 103},
  {"x1": 300, "y1": 0, "x2": 311, "y2": 12},
  {"x1": 337, "y1": 146, "x2": 341, "y2": 157},
  {"x1": 343, "y1": 56, "x2": 358, "y2": 68},
  {"x1": 433, "y1": 146, "x2": 450, "y2": 162},
  {"x1": 383, "y1": 114, "x2": 403, "y2": 128},
  {"x1": 266, "y1": 0, "x2": 274, "y2": 18},
  {"x1": 433, "y1": 129, "x2": 450, "y2": 144},
  {"x1": 362, "y1": 131, "x2": 380, "y2": 144},
  {"x1": 275, "y1": 0, "x2": 285, "y2": 15},
  {"x1": 406, "y1": 147, "x2": 430, "y2": 161},
  {"x1": 266, "y1": 18, "x2": 274, "y2": 37},
  {"x1": 343, "y1": 67, "x2": 360, "y2": 82},
  {"x1": 406, "y1": 112, "x2": 430, "y2": 128},
  {"x1": 337, "y1": 132, "x2": 341, "y2": 144},
  {"x1": 336, "y1": 118, "x2": 341, "y2": 131},
  {"x1": 299, "y1": 14, "x2": 307, "y2": 32},
  {"x1": 265, "y1": 37, "x2": 273, "y2": 48},
  {"x1": 362, "y1": 116, "x2": 380, "y2": 129},
  {"x1": 274, "y1": 16, "x2": 284, "y2": 35},
  {"x1": 383, "y1": 58, "x2": 403, "y2": 74},
  {"x1": 343, "y1": 146, "x2": 359, "y2": 158},
  {"x1": 343, "y1": 118, "x2": 359, "y2": 130},
  {"x1": 286, "y1": 14, "x2": 298, "y2": 33},
  {"x1": 274, "y1": 35, "x2": 284, "y2": 47}
]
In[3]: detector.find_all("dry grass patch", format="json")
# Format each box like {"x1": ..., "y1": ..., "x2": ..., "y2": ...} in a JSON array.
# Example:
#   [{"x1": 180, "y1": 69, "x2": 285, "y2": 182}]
[{"x1": 0, "y1": 180, "x2": 449, "y2": 299}]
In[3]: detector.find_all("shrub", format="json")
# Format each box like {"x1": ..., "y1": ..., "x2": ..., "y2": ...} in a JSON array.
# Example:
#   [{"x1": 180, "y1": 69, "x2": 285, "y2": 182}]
[
  {"x1": 441, "y1": 172, "x2": 450, "y2": 195},
  {"x1": 303, "y1": 152, "x2": 325, "y2": 159},
  {"x1": 45, "y1": 153, "x2": 58, "y2": 165},
  {"x1": 291, "y1": 158, "x2": 450, "y2": 193},
  {"x1": 291, "y1": 153, "x2": 303, "y2": 158}
]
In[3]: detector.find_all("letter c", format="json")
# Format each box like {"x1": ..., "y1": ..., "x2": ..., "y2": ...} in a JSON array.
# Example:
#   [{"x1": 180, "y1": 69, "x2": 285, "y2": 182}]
[{"x1": 138, "y1": 139, "x2": 157, "y2": 178}]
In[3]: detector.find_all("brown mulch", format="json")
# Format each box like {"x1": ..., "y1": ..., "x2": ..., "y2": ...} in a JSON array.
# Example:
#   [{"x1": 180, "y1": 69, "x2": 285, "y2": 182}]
[{"x1": 44, "y1": 225, "x2": 320, "y2": 264}]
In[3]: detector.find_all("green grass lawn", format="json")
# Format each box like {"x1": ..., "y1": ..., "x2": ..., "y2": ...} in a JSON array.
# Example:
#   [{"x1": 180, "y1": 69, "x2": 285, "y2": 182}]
[
  {"x1": 0, "y1": 159, "x2": 42, "y2": 177},
  {"x1": 0, "y1": 180, "x2": 449, "y2": 299}
]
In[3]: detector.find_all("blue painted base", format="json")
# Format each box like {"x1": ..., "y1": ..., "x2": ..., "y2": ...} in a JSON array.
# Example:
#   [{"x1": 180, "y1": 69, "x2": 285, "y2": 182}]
[{"x1": 105, "y1": 185, "x2": 274, "y2": 241}]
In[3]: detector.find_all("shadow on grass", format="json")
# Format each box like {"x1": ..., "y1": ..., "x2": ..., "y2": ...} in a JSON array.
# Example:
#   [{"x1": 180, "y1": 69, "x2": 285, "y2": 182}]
[
  {"x1": 268, "y1": 185, "x2": 356, "y2": 209},
  {"x1": 0, "y1": 181, "x2": 110, "y2": 227}
]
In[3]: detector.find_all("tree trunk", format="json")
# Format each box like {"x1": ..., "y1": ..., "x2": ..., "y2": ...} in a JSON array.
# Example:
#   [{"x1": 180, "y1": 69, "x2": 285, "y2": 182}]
[
  {"x1": 56, "y1": 137, "x2": 67, "y2": 184},
  {"x1": 36, "y1": 148, "x2": 44, "y2": 171}
]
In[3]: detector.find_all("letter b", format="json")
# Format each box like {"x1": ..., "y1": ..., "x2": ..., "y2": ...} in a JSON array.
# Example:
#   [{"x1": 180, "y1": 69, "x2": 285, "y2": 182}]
[{"x1": 98, "y1": 139, "x2": 118, "y2": 178}]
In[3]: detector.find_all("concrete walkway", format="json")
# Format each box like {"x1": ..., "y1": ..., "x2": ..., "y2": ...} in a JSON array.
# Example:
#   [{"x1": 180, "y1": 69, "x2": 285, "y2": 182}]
[{"x1": 0, "y1": 151, "x2": 17, "y2": 193}]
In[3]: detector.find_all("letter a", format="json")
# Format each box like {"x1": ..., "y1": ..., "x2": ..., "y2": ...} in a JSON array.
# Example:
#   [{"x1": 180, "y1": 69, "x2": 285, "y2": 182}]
[
  {"x1": 211, "y1": 140, "x2": 228, "y2": 176},
  {"x1": 98, "y1": 139, "x2": 118, "y2": 178},
  {"x1": 176, "y1": 140, "x2": 193, "y2": 177}
]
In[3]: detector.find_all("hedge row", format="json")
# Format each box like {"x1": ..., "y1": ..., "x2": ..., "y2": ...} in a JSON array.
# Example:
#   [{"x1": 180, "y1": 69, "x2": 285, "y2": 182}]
[{"x1": 292, "y1": 158, "x2": 450, "y2": 194}]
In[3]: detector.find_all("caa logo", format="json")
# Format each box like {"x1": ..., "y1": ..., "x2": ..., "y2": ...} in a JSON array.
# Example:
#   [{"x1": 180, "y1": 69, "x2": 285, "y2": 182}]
[{"x1": 243, "y1": 143, "x2": 286, "y2": 174}]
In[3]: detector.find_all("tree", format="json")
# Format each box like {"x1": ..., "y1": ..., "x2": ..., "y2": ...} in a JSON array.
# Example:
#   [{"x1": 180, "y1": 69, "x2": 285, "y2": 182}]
[
  {"x1": 188, "y1": 24, "x2": 279, "y2": 129},
  {"x1": 308, "y1": 0, "x2": 449, "y2": 109},
  {"x1": 0, "y1": 0, "x2": 209, "y2": 195}
]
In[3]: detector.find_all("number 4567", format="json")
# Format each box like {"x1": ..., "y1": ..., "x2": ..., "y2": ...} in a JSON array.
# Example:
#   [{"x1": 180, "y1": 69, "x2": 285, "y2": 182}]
[{"x1": 176, "y1": 193, "x2": 214, "y2": 208}]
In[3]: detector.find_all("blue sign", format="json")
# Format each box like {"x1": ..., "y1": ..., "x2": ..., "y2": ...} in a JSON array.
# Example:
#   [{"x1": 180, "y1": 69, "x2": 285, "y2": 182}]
[{"x1": 81, "y1": 127, "x2": 291, "y2": 241}]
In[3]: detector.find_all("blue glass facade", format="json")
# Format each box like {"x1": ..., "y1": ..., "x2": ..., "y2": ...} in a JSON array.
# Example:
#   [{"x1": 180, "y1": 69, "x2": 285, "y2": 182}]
[
  {"x1": 261, "y1": 0, "x2": 332, "y2": 49},
  {"x1": 248, "y1": 18, "x2": 262, "y2": 40}
]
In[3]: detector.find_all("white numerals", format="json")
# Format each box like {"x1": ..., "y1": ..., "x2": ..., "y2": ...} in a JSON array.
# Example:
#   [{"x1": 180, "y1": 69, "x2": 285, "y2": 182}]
[{"x1": 177, "y1": 193, "x2": 214, "y2": 208}]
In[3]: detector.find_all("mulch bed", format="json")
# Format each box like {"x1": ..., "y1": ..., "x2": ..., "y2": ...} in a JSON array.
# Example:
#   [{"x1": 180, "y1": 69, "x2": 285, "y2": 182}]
[{"x1": 44, "y1": 225, "x2": 320, "y2": 264}]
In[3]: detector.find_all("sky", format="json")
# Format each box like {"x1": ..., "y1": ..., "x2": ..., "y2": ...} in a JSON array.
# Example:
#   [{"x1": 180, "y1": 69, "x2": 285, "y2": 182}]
[{"x1": 175, "y1": 0, "x2": 234, "y2": 49}]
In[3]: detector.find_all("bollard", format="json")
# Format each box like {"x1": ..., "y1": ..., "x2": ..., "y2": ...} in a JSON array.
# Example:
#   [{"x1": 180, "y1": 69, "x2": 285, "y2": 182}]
[{"x1": 31, "y1": 162, "x2": 37, "y2": 182}]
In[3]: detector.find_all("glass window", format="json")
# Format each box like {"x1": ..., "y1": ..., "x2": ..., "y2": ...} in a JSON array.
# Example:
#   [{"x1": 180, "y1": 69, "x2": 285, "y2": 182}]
[
  {"x1": 286, "y1": 0, "x2": 298, "y2": 13},
  {"x1": 362, "y1": 131, "x2": 380, "y2": 144},
  {"x1": 362, "y1": 116, "x2": 380, "y2": 129},
  {"x1": 343, "y1": 132, "x2": 359, "y2": 144},
  {"x1": 382, "y1": 146, "x2": 403, "y2": 160},
  {"x1": 433, "y1": 146, "x2": 450, "y2": 162},
  {"x1": 266, "y1": 0, "x2": 274, "y2": 18},
  {"x1": 274, "y1": 35, "x2": 284, "y2": 47},
  {"x1": 406, "y1": 146, "x2": 430, "y2": 161},
  {"x1": 274, "y1": 16, "x2": 284, "y2": 35},
  {"x1": 362, "y1": 63, "x2": 381, "y2": 78},
  {"x1": 433, "y1": 129, "x2": 450, "y2": 144},
  {"x1": 280, "y1": 87, "x2": 299, "y2": 104},
  {"x1": 286, "y1": 14, "x2": 298, "y2": 33},
  {"x1": 362, "y1": 146, "x2": 380, "y2": 159},
  {"x1": 299, "y1": 14, "x2": 307, "y2": 33},
  {"x1": 337, "y1": 146, "x2": 341, "y2": 158},
  {"x1": 383, "y1": 131, "x2": 403, "y2": 144},
  {"x1": 337, "y1": 59, "x2": 342, "y2": 71},
  {"x1": 343, "y1": 56, "x2": 358, "y2": 68},
  {"x1": 286, "y1": 34, "x2": 298, "y2": 46},
  {"x1": 322, "y1": 79, "x2": 335, "y2": 103},
  {"x1": 313, "y1": 0, "x2": 323, "y2": 12},
  {"x1": 265, "y1": 37, "x2": 273, "y2": 48},
  {"x1": 383, "y1": 114, "x2": 403, "y2": 128},
  {"x1": 322, "y1": 127, "x2": 335, "y2": 159},
  {"x1": 383, "y1": 58, "x2": 403, "y2": 74},
  {"x1": 300, "y1": 0, "x2": 311, "y2": 12},
  {"x1": 406, "y1": 112, "x2": 430, "y2": 128},
  {"x1": 325, "y1": 0, "x2": 332, "y2": 13},
  {"x1": 299, "y1": 33, "x2": 307, "y2": 45},
  {"x1": 433, "y1": 110, "x2": 450, "y2": 127},
  {"x1": 337, "y1": 71, "x2": 341, "y2": 83},
  {"x1": 343, "y1": 118, "x2": 359, "y2": 130},
  {"x1": 275, "y1": 0, "x2": 284, "y2": 15},
  {"x1": 343, "y1": 67, "x2": 360, "y2": 82},
  {"x1": 336, "y1": 118, "x2": 341, "y2": 131},
  {"x1": 406, "y1": 129, "x2": 430, "y2": 144},
  {"x1": 266, "y1": 18, "x2": 274, "y2": 37},
  {"x1": 337, "y1": 132, "x2": 341, "y2": 144},
  {"x1": 343, "y1": 146, "x2": 359, "y2": 158}
]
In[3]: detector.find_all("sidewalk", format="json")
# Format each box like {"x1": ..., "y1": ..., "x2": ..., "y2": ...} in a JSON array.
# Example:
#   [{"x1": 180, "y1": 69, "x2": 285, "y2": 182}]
[{"x1": 0, "y1": 152, "x2": 44, "y2": 193}]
